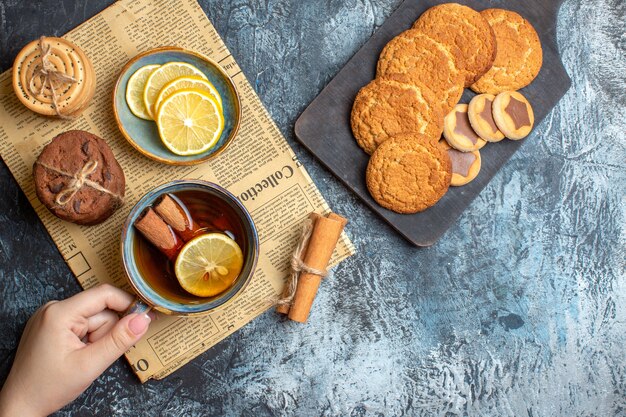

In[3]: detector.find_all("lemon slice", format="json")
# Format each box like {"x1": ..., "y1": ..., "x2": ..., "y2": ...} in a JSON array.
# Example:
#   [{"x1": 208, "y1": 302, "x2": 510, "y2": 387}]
[
  {"x1": 143, "y1": 62, "x2": 207, "y2": 119},
  {"x1": 156, "y1": 89, "x2": 224, "y2": 155},
  {"x1": 125, "y1": 64, "x2": 160, "y2": 120},
  {"x1": 154, "y1": 76, "x2": 222, "y2": 116},
  {"x1": 174, "y1": 233, "x2": 244, "y2": 297}
]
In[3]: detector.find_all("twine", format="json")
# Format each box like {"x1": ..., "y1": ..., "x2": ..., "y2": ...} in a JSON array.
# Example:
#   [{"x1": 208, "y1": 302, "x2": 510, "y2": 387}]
[
  {"x1": 275, "y1": 218, "x2": 328, "y2": 307},
  {"x1": 35, "y1": 160, "x2": 124, "y2": 206},
  {"x1": 27, "y1": 36, "x2": 77, "y2": 119}
]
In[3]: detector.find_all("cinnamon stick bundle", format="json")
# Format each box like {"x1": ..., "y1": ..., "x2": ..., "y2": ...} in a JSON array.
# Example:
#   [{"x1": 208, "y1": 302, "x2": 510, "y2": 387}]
[
  {"x1": 275, "y1": 212, "x2": 320, "y2": 315},
  {"x1": 277, "y1": 212, "x2": 347, "y2": 323}
]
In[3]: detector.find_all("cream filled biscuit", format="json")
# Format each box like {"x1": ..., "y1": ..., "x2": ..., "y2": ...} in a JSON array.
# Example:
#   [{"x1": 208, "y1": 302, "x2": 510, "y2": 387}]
[
  {"x1": 443, "y1": 104, "x2": 487, "y2": 152},
  {"x1": 439, "y1": 139, "x2": 481, "y2": 186},
  {"x1": 492, "y1": 91, "x2": 534, "y2": 140},
  {"x1": 468, "y1": 94, "x2": 505, "y2": 142}
]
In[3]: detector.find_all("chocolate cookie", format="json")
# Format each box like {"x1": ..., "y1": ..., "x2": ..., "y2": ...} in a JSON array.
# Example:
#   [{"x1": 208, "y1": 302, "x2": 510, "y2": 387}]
[
  {"x1": 413, "y1": 3, "x2": 497, "y2": 87},
  {"x1": 492, "y1": 91, "x2": 535, "y2": 140},
  {"x1": 351, "y1": 78, "x2": 444, "y2": 154},
  {"x1": 377, "y1": 29, "x2": 464, "y2": 113},
  {"x1": 33, "y1": 130, "x2": 125, "y2": 225},
  {"x1": 443, "y1": 104, "x2": 487, "y2": 152},
  {"x1": 471, "y1": 9, "x2": 543, "y2": 94},
  {"x1": 468, "y1": 94, "x2": 505, "y2": 142},
  {"x1": 439, "y1": 139, "x2": 481, "y2": 186},
  {"x1": 366, "y1": 133, "x2": 451, "y2": 213}
]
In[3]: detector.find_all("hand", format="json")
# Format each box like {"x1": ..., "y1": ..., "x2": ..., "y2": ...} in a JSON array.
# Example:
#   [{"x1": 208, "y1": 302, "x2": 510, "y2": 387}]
[{"x1": 0, "y1": 284, "x2": 152, "y2": 417}]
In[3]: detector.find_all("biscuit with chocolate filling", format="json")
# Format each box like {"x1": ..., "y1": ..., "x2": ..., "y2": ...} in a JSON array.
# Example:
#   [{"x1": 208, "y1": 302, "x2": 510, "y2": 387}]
[
  {"x1": 351, "y1": 78, "x2": 444, "y2": 154},
  {"x1": 471, "y1": 9, "x2": 543, "y2": 94},
  {"x1": 468, "y1": 94, "x2": 505, "y2": 142},
  {"x1": 443, "y1": 104, "x2": 487, "y2": 152},
  {"x1": 366, "y1": 133, "x2": 451, "y2": 213},
  {"x1": 492, "y1": 91, "x2": 534, "y2": 140},
  {"x1": 33, "y1": 130, "x2": 125, "y2": 225},
  {"x1": 439, "y1": 139, "x2": 481, "y2": 186}
]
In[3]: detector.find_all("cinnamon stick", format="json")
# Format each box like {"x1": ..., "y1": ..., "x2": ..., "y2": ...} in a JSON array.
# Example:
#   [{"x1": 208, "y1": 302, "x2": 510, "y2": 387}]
[
  {"x1": 287, "y1": 212, "x2": 347, "y2": 323},
  {"x1": 134, "y1": 208, "x2": 184, "y2": 261},
  {"x1": 275, "y1": 213, "x2": 321, "y2": 315},
  {"x1": 153, "y1": 194, "x2": 203, "y2": 242}
]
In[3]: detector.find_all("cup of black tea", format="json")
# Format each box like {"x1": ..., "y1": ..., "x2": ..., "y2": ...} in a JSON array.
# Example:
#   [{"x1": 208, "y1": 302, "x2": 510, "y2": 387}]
[{"x1": 121, "y1": 180, "x2": 259, "y2": 315}]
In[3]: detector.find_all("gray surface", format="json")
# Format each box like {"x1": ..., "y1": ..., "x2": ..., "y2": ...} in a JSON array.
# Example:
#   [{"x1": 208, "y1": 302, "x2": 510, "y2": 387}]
[{"x1": 0, "y1": 0, "x2": 624, "y2": 416}]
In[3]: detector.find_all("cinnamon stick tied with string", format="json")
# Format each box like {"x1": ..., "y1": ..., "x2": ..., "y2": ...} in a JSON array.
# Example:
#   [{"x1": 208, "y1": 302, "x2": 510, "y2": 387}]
[
  {"x1": 275, "y1": 212, "x2": 320, "y2": 315},
  {"x1": 276, "y1": 212, "x2": 347, "y2": 323}
]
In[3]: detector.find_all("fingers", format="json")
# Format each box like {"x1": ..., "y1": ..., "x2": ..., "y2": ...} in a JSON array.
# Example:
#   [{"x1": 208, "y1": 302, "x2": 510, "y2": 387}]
[
  {"x1": 86, "y1": 310, "x2": 119, "y2": 343},
  {"x1": 56, "y1": 284, "x2": 135, "y2": 318},
  {"x1": 75, "y1": 313, "x2": 151, "y2": 379}
]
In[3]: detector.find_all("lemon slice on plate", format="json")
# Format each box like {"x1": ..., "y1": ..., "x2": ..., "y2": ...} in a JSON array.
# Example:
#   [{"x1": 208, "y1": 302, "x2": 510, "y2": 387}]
[
  {"x1": 154, "y1": 76, "x2": 222, "y2": 116},
  {"x1": 174, "y1": 233, "x2": 244, "y2": 297},
  {"x1": 143, "y1": 62, "x2": 207, "y2": 119},
  {"x1": 156, "y1": 89, "x2": 224, "y2": 156},
  {"x1": 125, "y1": 64, "x2": 160, "y2": 120}
]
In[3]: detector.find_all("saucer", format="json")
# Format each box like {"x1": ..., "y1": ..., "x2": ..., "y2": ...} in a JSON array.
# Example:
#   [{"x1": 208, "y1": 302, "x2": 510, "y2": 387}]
[{"x1": 113, "y1": 47, "x2": 241, "y2": 165}]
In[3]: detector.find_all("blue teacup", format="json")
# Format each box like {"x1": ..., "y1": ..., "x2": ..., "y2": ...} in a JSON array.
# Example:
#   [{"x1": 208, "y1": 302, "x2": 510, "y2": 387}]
[{"x1": 121, "y1": 180, "x2": 259, "y2": 316}]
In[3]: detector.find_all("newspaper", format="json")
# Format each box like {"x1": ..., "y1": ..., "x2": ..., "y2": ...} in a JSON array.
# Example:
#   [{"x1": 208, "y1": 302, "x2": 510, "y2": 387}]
[{"x1": 0, "y1": 0, "x2": 355, "y2": 382}]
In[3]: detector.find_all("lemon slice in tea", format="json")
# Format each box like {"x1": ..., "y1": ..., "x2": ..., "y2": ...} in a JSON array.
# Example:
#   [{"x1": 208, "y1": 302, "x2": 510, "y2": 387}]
[
  {"x1": 125, "y1": 64, "x2": 160, "y2": 120},
  {"x1": 174, "y1": 233, "x2": 244, "y2": 297},
  {"x1": 156, "y1": 89, "x2": 224, "y2": 156},
  {"x1": 154, "y1": 75, "x2": 222, "y2": 116},
  {"x1": 143, "y1": 62, "x2": 207, "y2": 119}
]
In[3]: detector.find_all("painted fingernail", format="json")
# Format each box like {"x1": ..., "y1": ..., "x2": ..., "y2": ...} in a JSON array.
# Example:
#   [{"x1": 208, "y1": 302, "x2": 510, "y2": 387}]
[{"x1": 129, "y1": 313, "x2": 151, "y2": 335}]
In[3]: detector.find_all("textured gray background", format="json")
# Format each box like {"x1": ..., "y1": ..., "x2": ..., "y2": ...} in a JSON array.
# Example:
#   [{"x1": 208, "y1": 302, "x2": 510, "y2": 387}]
[{"x1": 0, "y1": 0, "x2": 624, "y2": 416}]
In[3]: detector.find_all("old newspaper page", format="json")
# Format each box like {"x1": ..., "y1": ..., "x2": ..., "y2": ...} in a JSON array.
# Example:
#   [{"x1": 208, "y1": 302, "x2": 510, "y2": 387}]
[{"x1": 0, "y1": 0, "x2": 354, "y2": 382}]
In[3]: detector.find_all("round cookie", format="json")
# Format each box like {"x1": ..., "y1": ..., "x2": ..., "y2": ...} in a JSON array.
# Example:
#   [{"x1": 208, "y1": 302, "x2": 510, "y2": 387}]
[
  {"x1": 492, "y1": 91, "x2": 534, "y2": 140},
  {"x1": 34, "y1": 130, "x2": 125, "y2": 225},
  {"x1": 439, "y1": 139, "x2": 481, "y2": 186},
  {"x1": 12, "y1": 37, "x2": 96, "y2": 118},
  {"x1": 377, "y1": 29, "x2": 464, "y2": 113},
  {"x1": 366, "y1": 133, "x2": 451, "y2": 213},
  {"x1": 351, "y1": 78, "x2": 444, "y2": 154},
  {"x1": 443, "y1": 104, "x2": 487, "y2": 152},
  {"x1": 471, "y1": 9, "x2": 543, "y2": 94},
  {"x1": 412, "y1": 3, "x2": 497, "y2": 87},
  {"x1": 468, "y1": 94, "x2": 505, "y2": 142}
]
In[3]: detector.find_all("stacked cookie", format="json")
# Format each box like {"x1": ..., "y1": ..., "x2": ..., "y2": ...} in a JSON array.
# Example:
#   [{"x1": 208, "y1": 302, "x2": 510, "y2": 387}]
[
  {"x1": 12, "y1": 37, "x2": 96, "y2": 119},
  {"x1": 33, "y1": 130, "x2": 126, "y2": 225},
  {"x1": 351, "y1": 3, "x2": 542, "y2": 214}
]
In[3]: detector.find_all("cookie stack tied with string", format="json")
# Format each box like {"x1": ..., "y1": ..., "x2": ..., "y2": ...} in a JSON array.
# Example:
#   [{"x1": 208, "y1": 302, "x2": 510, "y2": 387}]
[
  {"x1": 350, "y1": 3, "x2": 542, "y2": 214},
  {"x1": 11, "y1": 38, "x2": 125, "y2": 225},
  {"x1": 12, "y1": 36, "x2": 96, "y2": 119}
]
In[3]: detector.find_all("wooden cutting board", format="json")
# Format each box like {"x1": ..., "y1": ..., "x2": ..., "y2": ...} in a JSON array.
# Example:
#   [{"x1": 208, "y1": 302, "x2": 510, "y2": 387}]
[{"x1": 294, "y1": 0, "x2": 571, "y2": 246}]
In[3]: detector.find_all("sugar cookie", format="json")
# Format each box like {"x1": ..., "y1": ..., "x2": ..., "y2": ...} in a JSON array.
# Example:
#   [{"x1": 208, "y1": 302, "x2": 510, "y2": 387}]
[
  {"x1": 471, "y1": 9, "x2": 543, "y2": 94},
  {"x1": 377, "y1": 29, "x2": 464, "y2": 113},
  {"x1": 351, "y1": 78, "x2": 444, "y2": 154},
  {"x1": 413, "y1": 3, "x2": 497, "y2": 86},
  {"x1": 366, "y1": 133, "x2": 451, "y2": 213}
]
